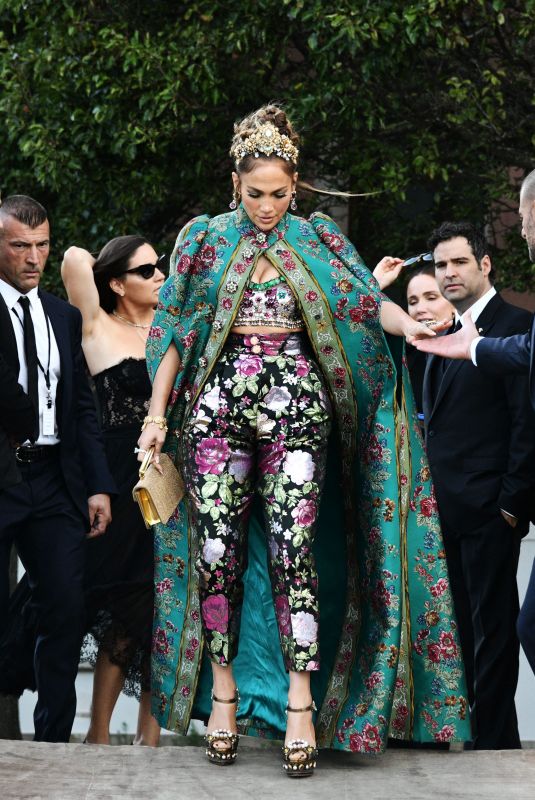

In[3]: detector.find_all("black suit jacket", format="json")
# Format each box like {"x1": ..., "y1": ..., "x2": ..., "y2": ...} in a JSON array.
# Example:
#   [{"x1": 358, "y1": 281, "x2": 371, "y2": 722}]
[
  {"x1": 423, "y1": 294, "x2": 535, "y2": 532},
  {"x1": 476, "y1": 316, "x2": 534, "y2": 410},
  {"x1": 0, "y1": 290, "x2": 115, "y2": 520},
  {"x1": 0, "y1": 352, "x2": 36, "y2": 490}
]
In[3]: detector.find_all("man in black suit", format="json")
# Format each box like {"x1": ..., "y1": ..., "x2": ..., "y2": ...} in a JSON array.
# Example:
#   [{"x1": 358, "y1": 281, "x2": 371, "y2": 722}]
[
  {"x1": 422, "y1": 221, "x2": 535, "y2": 750},
  {"x1": 0, "y1": 195, "x2": 115, "y2": 742}
]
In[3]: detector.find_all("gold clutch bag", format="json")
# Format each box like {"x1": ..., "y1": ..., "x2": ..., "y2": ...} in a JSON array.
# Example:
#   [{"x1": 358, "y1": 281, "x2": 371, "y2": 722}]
[{"x1": 132, "y1": 447, "x2": 185, "y2": 529}]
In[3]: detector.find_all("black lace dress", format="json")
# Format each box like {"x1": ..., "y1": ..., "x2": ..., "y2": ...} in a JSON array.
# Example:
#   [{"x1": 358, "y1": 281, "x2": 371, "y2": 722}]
[
  {"x1": 0, "y1": 358, "x2": 154, "y2": 699},
  {"x1": 80, "y1": 358, "x2": 153, "y2": 696}
]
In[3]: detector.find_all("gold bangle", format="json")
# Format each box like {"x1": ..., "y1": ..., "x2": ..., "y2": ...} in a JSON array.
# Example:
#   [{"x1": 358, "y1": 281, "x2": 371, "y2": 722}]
[{"x1": 141, "y1": 415, "x2": 168, "y2": 432}]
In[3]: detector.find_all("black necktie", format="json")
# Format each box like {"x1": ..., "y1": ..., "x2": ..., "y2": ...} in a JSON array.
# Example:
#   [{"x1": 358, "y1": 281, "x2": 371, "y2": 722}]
[{"x1": 18, "y1": 296, "x2": 39, "y2": 441}]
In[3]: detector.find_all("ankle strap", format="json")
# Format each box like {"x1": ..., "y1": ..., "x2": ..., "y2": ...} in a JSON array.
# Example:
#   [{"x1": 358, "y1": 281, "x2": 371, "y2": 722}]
[
  {"x1": 212, "y1": 689, "x2": 240, "y2": 705},
  {"x1": 286, "y1": 700, "x2": 317, "y2": 713}
]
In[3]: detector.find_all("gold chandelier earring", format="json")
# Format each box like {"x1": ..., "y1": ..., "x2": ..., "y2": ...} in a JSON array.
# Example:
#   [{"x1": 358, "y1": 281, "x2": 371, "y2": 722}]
[
  {"x1": 229, "y1": 188, "x2": 241, "y2": 210},
  {"x1": 290, "y1": 191, "x2": 297, "y2": 211}
]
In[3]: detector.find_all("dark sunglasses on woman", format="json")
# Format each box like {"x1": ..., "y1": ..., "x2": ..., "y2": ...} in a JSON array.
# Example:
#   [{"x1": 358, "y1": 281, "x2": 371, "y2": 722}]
[{"x1": 122, "y1": 253, "x2": 168, "y2": 279}]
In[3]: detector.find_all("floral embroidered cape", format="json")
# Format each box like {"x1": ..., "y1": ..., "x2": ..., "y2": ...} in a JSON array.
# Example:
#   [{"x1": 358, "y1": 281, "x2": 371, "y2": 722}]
[{"x1": 146, "y1": 207, "x2": 470, "y2": 752}]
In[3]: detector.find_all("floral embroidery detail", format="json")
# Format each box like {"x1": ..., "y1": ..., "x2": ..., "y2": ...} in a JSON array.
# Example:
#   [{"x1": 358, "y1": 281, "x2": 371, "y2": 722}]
[
  {"x1": 201, "y1": 594, "x2": 229, "y2": 633},
  {"x1": 283, "y1": 450, "x2": 315, "y2": 485},
  {"x1": 291, "y1": 611, "x2": 318, "y2": 646},
  {"x1": 202, "y1": 537, "x2": 226, "y2": 564},
  {"x1": 194, "y1": 438, "x2": 230, "y2": 475}
]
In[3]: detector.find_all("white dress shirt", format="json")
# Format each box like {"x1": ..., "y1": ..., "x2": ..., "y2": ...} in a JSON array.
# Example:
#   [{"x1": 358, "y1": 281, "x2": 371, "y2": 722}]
[
  {"x1": 455, "y1": 286, "x2": 496, "y2": 329},
  {"x1": 0, "y1": 279, "x2": 61, "y2": 444}
]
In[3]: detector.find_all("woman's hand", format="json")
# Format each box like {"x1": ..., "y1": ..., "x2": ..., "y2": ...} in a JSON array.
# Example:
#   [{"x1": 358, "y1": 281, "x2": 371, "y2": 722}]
[
  {"x1": 137, "y1": 345, "x2": 181, "y2": 473},
  {"x1": 373, "y1": 257, "x2": 404, "y2": 290},
  {"x1": 137, "y1": 422, "x2": 167, "y2": 474},
  {"x1": 405, "y1": 317, "x2": 452, "y2": 345},
  {"x1": 136, "y1": 345, "x2": 181, "y2": 473},
  {"x1": 381, "y1": 301, "x2": 451, "y2": 339},
  {"x1": 415, "y1": 312, "x2": 477, "y2": 359}
]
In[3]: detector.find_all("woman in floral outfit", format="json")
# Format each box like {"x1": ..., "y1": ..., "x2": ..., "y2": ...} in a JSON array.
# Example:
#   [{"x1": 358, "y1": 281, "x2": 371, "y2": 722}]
[{"x1": 138, "y1": 105, "x2": 470, "y2": 773}]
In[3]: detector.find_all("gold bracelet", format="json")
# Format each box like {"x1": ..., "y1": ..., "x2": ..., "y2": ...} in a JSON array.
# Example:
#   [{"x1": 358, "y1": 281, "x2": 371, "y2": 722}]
[{"x1": 141, "y1": 415, "x2": 168, "y2": 432}]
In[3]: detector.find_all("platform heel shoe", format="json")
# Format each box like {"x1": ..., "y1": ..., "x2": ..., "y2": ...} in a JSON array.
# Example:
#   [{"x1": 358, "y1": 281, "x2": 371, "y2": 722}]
[
  {"x1": 282, "y1": 701, "x2": 318, "y2": 778},
  {"x1": 204, "y1": 690, "x2": 240, "y2": 766}
]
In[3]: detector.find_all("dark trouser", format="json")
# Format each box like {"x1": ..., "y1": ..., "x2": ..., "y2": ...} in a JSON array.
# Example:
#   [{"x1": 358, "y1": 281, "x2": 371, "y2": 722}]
[
  {"x1": 442, "y1": 514, "x2": 522, "y2": 749},
  {"x1": 0, "y1": 452, "x2": 86, "y2": 742},
  {"x1": 518, "y1": 557, "x2": 535, "y2": 676}
]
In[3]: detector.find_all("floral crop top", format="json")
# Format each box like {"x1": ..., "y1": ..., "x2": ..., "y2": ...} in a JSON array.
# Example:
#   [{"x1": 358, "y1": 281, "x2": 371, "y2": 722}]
[{"x1": 233, "y1": 275, "x2": 302, "y2": 329}]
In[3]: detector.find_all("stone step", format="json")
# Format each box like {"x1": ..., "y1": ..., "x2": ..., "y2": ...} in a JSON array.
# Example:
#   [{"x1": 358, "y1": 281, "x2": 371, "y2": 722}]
[{"x1": 1, "y1": 739, "x2": 534, "y2": 800}]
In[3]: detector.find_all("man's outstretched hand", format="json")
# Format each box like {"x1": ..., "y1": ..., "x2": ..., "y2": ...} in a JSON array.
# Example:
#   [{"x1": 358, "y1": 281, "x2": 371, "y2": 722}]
[{"x1": 414, "y1": 312, "x2": 479, "y2": 360}]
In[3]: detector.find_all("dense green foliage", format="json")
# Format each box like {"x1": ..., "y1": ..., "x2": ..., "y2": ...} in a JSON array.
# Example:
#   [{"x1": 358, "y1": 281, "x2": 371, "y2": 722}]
[{"x1": 0, "y1": 0, "x2": 533, "y2": 292}]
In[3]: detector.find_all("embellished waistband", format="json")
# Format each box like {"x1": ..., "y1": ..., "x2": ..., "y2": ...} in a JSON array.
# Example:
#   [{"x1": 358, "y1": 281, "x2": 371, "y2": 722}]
[{"x1": 225, "y1": 332, "x2": 310, "y2": 356}]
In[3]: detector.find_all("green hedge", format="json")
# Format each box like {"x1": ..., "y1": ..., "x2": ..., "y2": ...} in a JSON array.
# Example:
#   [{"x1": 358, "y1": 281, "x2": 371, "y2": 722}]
[{"x1": 0, "y1": 0, "x2": 533, "y2": 293}]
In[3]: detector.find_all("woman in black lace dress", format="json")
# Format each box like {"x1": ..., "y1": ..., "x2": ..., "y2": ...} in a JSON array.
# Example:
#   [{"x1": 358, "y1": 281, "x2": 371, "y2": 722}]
[{"x1": 60, "y1": 237, "x2": 165, "y2": 745}]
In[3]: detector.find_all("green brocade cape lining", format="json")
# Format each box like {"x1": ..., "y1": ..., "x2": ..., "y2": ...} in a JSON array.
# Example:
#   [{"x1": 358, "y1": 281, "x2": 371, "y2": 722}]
[{"x1": 146, "y1": 207, "x2": 470, "y2": 752}]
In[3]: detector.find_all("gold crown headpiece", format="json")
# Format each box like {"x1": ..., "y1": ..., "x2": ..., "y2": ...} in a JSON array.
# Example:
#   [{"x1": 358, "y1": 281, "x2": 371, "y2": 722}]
[{"x1": 231, "y1": 122, "x2": 299, "y2": 166}]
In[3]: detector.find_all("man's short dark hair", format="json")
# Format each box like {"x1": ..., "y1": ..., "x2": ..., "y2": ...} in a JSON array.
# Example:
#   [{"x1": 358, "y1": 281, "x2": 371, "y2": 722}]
[
  {"x1": 427, "y1": 221, "x2": 488, "y2": 261},
  {"x1": 427, "y1": 221, "x2": 494, "y2": 282},
  {"x1": 0, "y1": 195, "x2": 48, "y2": 228}
]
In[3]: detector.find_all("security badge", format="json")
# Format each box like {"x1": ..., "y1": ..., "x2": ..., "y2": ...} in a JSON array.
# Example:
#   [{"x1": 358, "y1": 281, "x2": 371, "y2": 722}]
[{"x1": 42, "y1": 392, "x2": 55, "y2": 436}]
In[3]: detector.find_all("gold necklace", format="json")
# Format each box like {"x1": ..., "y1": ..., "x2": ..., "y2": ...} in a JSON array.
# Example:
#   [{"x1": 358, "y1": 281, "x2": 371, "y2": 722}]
[{"x1": 112, "y1": 310, "x2": 151, "y2": 329}]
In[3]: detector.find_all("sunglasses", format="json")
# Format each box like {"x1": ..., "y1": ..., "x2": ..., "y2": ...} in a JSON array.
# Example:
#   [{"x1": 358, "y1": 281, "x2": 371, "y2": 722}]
[
  {"x1": 402, "y1": 252, "x2": 433, "y2": 267},
  {"x1": 122, "y1": 253, "x2": 167, "y2": 279}
]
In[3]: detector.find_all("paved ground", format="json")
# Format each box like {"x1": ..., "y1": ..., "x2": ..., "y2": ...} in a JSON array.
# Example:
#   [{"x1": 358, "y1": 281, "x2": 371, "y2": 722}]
[{"x1": 1, "y1": 739, "x2": 534, "y2": 800}]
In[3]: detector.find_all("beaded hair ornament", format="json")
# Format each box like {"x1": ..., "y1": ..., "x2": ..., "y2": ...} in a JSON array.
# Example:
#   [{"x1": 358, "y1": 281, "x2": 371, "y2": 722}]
[{"x1": 230, "y1": 122, "x2": 299, "y2": 165}]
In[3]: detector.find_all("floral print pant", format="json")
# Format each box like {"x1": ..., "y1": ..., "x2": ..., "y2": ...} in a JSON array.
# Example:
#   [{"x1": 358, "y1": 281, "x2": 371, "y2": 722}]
[{"x1": 183, "y1": 333, "x2": 332, "y2": 672}]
